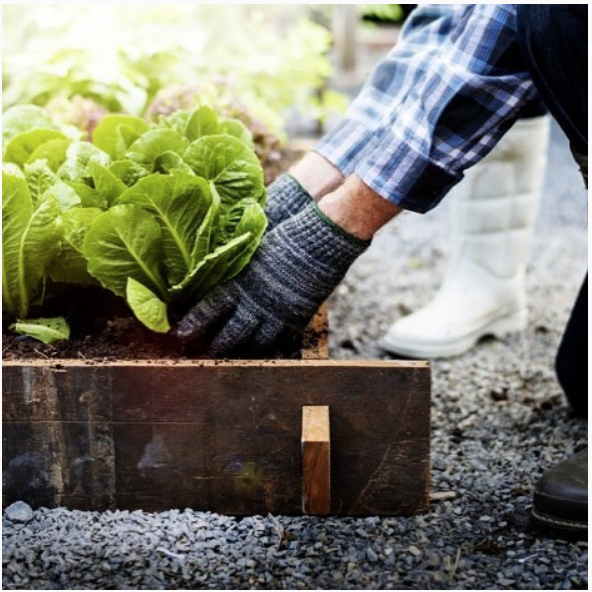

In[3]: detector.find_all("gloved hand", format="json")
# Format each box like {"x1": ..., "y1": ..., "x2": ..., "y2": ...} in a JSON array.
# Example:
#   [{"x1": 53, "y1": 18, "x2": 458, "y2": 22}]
[
  {"x1": 263, "y1": 173, "x2": 313, "y2": 231},
  {"x1": 175, "y1": 201, "x2": 370, "y2": 358}
]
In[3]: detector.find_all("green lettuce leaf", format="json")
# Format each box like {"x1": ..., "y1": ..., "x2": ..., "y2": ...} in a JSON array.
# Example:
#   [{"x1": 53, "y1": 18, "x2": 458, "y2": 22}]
[
  {"x1": 153, "y1": 151, "x2": 193, "y2": 175},
  {"x1": 2, "y1": 170, "x2": 62, "y2": 319},
  {"x1": 126, "y1": 129, "x2": 189, "y2": 172},
  {"x1": 2, "y1": 105, "x2": 61, "y2": 148},
  {"x1": 24, "y1": 160, "x2": 60, "y2": 203},
  {"x1": 90, "y1": 161, "x2": 127, "y2": 207},
  {"x1": 83, "y1": 203, "x2": 168, "y2": 300},
  {"x1": 49, "y1": 208, "x2": 102, "y2": 285},
  {"x1": 41, "y1": 181, "x2": 82, "y2": 212},
  {"x1": 65, "y1": 181, "x2": 106, "y2": 209},
  {"x1": 168, "y1": 183, "x2": 266, "y2": 305},
  {"x1": 157, "y1": 109, "x2": 192, "y2": 136},
  {"x1": 109, "y1": 160, "x2": 150, "y2": 187},
  {"x1": 219, "y1": 118, "x2": 254, "y2": 148},
  {"x1": 214, "y1": 197, "x2": 267, "y2": 283},
  {"x1": 126, "y1": 277, "x2": 170, "y2": 333},
  {"x1": 2, "y1": 162, "x2": 25, "y2": 178},
  {"x1": 185, "y1": 105, "x2": 219, "y2": 142},
  {"x1": 57, "y1": 141, "x2": 111, "y2": 183},
  {"x1": 117, "y1": 170, "x2": 213, "y2": 285},
  {"x1": 182, "y1": 134, "x2": 264, "y2": 210},
  {"x1": 92, "y1": 114, "x2": 150, "y2": 159},
  {"x1": 190, "y1": 182, "x2": 222, "y2": 265},
  {"x1": 4, "y1": 129, "x2": 69, "y2": 168},
  {"x1": 172, "y1": 232, "x2": 254, "y2": 304},
  {"x1": 26, "y1": 138, "x2": 72, "y2": 171},
  {"x1": 217, "y1": 197, "x2": 267, "y2": 245},
  {"x1": 10, "y1": 317, "x2": 70, "y2": 345}
]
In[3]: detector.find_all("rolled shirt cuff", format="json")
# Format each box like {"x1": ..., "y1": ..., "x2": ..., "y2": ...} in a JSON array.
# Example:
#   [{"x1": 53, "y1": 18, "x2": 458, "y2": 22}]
[{"x1": 354, "y1": 128, "x2": 459, "y2": 214}]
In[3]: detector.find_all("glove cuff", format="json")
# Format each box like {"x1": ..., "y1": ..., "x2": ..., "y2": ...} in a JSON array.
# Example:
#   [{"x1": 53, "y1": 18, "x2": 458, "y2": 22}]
[
  {"x1": 274, "y1": 201, "x2": 370, "y2": 266},
  {"x1": 264, "y1": 201, "x2": 370, "y2": 310},
  {"x1": 264, "y1": 173, "x2": 313, "y2": 230}
]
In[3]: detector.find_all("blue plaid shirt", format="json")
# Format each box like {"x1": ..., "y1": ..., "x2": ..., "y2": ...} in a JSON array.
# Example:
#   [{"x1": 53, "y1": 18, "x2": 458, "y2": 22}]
[{"x1": 315, "y1": 4, "x2": 541, "y2": 213}]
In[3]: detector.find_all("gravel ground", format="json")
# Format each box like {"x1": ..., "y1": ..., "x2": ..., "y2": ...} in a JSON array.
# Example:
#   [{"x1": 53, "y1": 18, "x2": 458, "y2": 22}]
[{"x1": 2, "y1": 120, "x2": 588, "y2": 590}]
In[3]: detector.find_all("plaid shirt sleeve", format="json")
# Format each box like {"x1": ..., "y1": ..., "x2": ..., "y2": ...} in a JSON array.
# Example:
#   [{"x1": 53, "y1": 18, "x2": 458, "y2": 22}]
[{"x1": 314, "y1": 4, "x2": 541, "y2": 214}]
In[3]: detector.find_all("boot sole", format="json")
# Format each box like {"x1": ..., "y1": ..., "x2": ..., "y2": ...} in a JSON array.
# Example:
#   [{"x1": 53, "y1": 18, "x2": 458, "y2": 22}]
[
  {"x1": 380, "y1": 310, "x2": 527, "y2": 359},
  {"x1": 531, "y1": 508, "x2": 588, "y2": 533}
]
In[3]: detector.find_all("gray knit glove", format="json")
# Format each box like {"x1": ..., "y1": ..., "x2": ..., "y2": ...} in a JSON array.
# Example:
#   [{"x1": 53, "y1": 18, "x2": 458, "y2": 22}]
[
  {"x1": 176, "y1": 202, "x2": 370, "y2": 357},
  {"x1": 264, "y1": 173, "x2": 313, "y2": 231}
]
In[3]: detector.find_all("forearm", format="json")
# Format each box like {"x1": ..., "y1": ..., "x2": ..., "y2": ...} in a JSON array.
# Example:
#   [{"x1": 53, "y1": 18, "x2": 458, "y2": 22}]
[
  {"x1": 289, "y1": 149, "x2": 401, "y2": 241},
  {"x1": 289, "y1": 151, "x2": 344, "y2": 199},
  {"x1": 318, "y1": 175, "x2": 402, "y2": 241}
]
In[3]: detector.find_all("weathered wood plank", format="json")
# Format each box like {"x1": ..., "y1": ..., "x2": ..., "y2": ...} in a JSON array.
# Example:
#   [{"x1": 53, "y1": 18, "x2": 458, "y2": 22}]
[
  {"x1": 2, "y1": 360, "x2": 430, "y2": 515},
  {"x1": 302, "y1": 406, "x2": 331, "y2": 515}
]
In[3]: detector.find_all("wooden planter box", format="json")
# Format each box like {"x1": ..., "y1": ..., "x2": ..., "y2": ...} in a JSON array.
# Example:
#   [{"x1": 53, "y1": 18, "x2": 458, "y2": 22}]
[{"x1": 2, "y1": 309, "x2": 431, "y2": 516}]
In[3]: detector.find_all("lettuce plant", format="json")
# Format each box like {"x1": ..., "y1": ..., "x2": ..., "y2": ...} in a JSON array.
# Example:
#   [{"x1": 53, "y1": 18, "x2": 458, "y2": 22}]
[
  {"x1": 2, "y1": 104, "x2": 267, "y2": 340},
  {"x1": 2, "y1": 169, "x2": 62, "y2": 321}
]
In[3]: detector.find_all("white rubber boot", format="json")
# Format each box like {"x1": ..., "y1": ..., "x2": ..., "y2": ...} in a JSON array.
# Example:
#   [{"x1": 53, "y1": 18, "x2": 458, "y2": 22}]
[{"x1": 381, "y1": 115, "x2": 551, "y2": 358}]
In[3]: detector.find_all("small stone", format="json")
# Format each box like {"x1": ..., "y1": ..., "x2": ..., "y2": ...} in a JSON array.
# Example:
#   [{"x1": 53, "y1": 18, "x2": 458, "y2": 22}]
[{"x1": 4, "y1": 501, "x2": 34, "y2": 523}]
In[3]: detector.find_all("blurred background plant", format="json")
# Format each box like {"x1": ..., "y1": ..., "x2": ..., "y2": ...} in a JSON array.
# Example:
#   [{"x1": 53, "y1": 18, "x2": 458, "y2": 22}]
[
  {"x1": 2, "y1": 5, "x2": 411, "y2": 159},
  {"x1": 2, "y1": 5, "x2": 347, "y2": 143},
  {"x1": 358, "y1": 4, "x2": 412, "y2": 26}
]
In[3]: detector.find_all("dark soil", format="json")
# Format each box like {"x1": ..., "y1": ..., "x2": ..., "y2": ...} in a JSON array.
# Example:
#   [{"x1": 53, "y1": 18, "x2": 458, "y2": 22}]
[
  {"x1": 2, "y1": 286, "x2": 314, "y2": 362},
  {"x1": 2, "y1": 287, "x2": 185, "y2": 362}
]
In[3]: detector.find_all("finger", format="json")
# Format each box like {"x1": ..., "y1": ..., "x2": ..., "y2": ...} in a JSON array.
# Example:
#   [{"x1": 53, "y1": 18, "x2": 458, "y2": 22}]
[
  {"x1": 208, "y1": 313, "x2": 261, "y2": 358},
  {"x1": 175, "y1": 288, "x2": 236, "y2": 343}
]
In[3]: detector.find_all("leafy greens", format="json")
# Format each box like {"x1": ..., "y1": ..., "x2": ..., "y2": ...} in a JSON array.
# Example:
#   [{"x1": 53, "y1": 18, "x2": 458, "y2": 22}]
[{"x1": 2, "y1": 104, "x2": 267, "y2": 340}]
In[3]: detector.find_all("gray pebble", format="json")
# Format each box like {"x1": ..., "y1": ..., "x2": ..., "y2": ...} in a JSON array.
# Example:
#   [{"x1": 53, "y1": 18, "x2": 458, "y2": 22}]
[{"x1": 4, "y1": 501, "x2": 34, "y2": 523}]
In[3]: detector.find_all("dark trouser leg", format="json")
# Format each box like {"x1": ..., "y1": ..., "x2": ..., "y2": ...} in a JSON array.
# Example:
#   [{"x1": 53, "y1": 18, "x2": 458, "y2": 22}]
[
  {"x1": 555, "y1": 275, "x2": 588, "y2": 418},
  {"x1": 516, "y1": 5, "x2": 587, "y2": 155},
  {"x1": 516, "y1": 5, "x2": 588, "y2": 412},
  {"x1": 515, "y1": 5, "x2": 588, "y2": 535},
  {"x1": 532, "y1": 275, "x2": 588, "y2": 534},
  {"x1": 516, "y1": 4, "x2": 588, "y2": 415}
]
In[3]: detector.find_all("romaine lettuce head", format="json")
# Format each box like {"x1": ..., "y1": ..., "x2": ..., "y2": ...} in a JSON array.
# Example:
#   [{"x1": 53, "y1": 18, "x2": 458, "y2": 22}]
[
  {"x1": 2, "y1": 170, "x2": 62, "y2": 319},
  {"x1": 3, "y1": 104, "x2": 270, "y2": 336}
]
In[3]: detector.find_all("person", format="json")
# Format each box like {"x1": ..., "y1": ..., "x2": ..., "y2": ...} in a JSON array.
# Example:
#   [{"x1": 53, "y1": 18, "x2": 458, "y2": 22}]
[{"x1": 176, "y1": 5, "x2": 587, "y2": 535}]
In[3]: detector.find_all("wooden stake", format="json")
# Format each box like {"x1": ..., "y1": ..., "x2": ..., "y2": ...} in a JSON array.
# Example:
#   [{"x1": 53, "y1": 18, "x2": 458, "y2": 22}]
[{"x1": 301, "y1": 405, "x2": 330, "y2": 515}]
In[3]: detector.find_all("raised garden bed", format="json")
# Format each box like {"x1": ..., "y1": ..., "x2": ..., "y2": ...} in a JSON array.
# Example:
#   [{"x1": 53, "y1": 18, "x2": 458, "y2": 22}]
[
  {"x1": 2, "y1": 305, "x2": 431, "y2": 516},
  {"x1": 2, "y1": 129, "x2": 430, "y2": 516}
]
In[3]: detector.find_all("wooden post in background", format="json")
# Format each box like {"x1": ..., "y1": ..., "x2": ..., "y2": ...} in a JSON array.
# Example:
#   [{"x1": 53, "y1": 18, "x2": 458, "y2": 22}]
[
  {"x1": 332, "y1": 5, "x2": 358, "y2": 74},
  {"x1": 302, "y1": 405, "x2": 331, "y2": 515}
]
